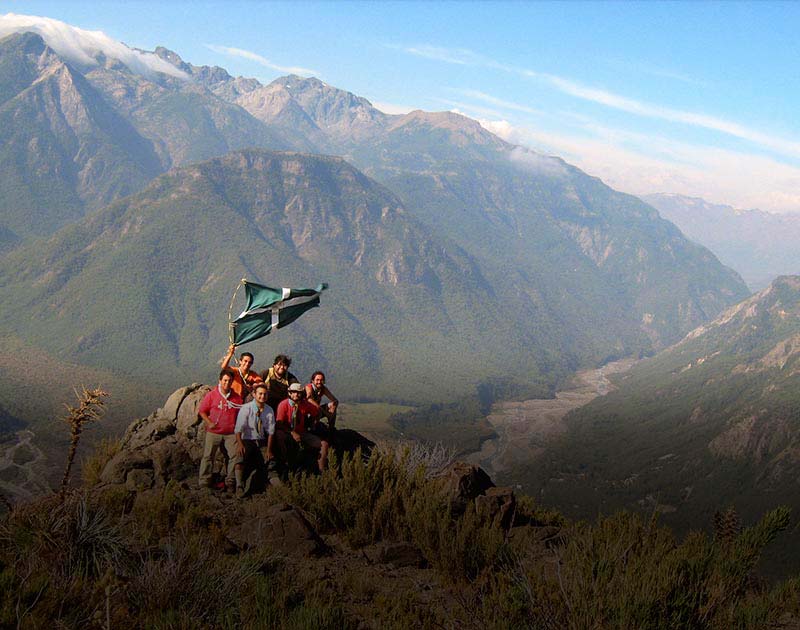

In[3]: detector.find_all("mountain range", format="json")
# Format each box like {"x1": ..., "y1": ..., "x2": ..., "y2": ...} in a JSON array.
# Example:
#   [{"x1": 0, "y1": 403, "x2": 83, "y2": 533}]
[
  {"x1": 644, "y1": 193, "x2": 800, "y2": 291},
  {"x1": 0, "y1": 26, "x2": 751, "y2": 485}
]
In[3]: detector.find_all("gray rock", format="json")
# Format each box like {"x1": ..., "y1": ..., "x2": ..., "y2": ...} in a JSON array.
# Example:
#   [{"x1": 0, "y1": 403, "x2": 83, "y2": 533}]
[
  {"x1": 100, "y1": 450, "x2": 150, "y2": 484},
  {"x1": 125, "y1": 417, "x2": 176, "y2": 450},
  {"x1": 161, "y1": 385, "x2": 197, "y2": 422},
  {"x1": 176, "y1": 385, "x2": 212, "y2": 436},
  {"x1": 126, "y1": 468, "x2": 154, "y2": 491},
  {"x1": 475, "y1": 486, "x2": 516, "y2": 530},
  {"x1": 148, "y1": 436, "x2": 194, "y2": 484},
  {"x1": 440, "y1": 462, "x2": 495, "y2": 514},
  {"x1": 228, "y1": 502, "x2": 326, "y2": 557}
]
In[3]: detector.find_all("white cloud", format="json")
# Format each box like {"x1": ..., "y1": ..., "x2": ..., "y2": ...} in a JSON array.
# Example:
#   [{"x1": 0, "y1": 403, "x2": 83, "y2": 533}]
[
  {"x1": 0, "y1": 13, "x2": 188, "y2": 79},
  {"x1": 205, "y1": 44, "x2": 317, "y2": 77},
  {"x1": 507, "y1": 146, "x2": 568, "y2": 177}
]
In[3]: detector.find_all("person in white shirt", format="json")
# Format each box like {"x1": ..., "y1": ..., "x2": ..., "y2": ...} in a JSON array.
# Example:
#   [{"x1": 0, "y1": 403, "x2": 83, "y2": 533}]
[{"x1": 234, "y1": 383, "x2": 275, "y2": 496}]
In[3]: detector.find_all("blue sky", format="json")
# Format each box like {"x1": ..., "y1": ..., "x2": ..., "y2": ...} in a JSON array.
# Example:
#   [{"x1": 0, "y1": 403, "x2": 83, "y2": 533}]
[{"x1": 4, "y1": 1, "x2": 800, "y2": 212}]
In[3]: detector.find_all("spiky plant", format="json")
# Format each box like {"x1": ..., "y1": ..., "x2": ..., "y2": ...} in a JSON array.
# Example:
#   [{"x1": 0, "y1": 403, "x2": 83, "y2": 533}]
[{"x1": 59, "y1": 387, "x2": 108, "y2": 496}]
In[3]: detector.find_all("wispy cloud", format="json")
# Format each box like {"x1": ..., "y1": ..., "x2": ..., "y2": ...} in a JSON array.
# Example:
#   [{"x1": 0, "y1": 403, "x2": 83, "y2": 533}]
[
  {"x1": 453, "y1": 89, "x2": 542, "y2": 116},
  {"x1": 602, "y1": 56, "x2": 704, "y2": 87},
  {"x1": 430, "y1": 97, "x2": 507, "y2": 121},
  {"x1": 396, "y1": 42, "x2": 800, "y2": 161},
  {"x1": 205, "y1": 44, "x2": 317, "y2": 76},
  {"x1": 399, "y1": 44, "x2": 482, "y2": 65}
]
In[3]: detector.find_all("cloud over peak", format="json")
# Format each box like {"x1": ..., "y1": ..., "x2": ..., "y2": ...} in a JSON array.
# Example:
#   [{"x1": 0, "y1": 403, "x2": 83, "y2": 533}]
[{"x1": 0, "y1": 13, "x2": 188, "y2": 79}]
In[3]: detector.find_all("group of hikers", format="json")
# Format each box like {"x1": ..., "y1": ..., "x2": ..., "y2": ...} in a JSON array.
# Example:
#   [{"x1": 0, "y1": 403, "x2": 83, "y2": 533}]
[{"x1": 198, "y1": 344, "x2": 339, "y2": 496}]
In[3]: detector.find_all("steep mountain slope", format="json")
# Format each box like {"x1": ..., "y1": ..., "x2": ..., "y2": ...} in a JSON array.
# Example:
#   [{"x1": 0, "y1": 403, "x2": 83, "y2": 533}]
[
  {"x1": 520, "y1": 276, "x2": 800, "y2": 533},
  {"x1": 644, "y1": 193, "x2": 800, "y2": 291}
]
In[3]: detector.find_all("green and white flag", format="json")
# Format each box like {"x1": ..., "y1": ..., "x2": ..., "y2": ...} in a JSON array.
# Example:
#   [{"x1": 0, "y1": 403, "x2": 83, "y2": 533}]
[{"x1": 230, "y1": 281, "x2": 328, "y2": 345}]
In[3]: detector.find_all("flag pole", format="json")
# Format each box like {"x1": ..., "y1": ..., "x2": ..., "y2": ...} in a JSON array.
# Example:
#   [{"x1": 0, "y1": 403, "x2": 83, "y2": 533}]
[{"x1": 228, "y1": 278, "x2": 246, "y2": 346}]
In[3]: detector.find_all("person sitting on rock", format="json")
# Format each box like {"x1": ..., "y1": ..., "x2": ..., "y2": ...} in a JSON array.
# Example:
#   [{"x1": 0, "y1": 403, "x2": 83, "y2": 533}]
[
  {"x1": 221, "y1": 343, "x2": 262, "y2": 403},
  {"x1": 261, "y1": 354, "x2": 298, "y2": 413},
  {"x1": 198, "y1": 369, "x2": 243, "y2": 491},
  {"x1": 234, "y1": 383, "x2": 275, "y2": 497},
  {"x1": 275, "y1": 382, "x2": 328, "y2": 472},
  {"x1": 305, "y1": 371, "x2": 339, "y2": 437}
]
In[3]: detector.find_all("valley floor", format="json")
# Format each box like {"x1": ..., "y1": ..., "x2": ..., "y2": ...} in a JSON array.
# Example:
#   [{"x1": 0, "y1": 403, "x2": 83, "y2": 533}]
[
  {"x1": 468, "y1": 358, "x2": 637, "y2": 484},
  {"x1": 0, "y1": 429, "x2": 49, "y2": 501}
]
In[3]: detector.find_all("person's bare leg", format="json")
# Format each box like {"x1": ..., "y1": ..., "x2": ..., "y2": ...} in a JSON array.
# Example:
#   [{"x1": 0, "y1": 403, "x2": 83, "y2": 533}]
[{"x1": 318, "y1": 440, "x2": 329, "y2": 472}]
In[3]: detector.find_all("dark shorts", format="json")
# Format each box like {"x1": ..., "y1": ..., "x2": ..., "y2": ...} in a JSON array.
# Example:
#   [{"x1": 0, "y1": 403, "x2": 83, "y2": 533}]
[
  {"x1": 299, "y1": 431, "x2": 322, "y2": 449},
  {"x1": 310, "y1": 421, "x2": 334, "y2": 442},
  {"x1": 242, "y1": 439, "x2": 265, "y2": 470}
]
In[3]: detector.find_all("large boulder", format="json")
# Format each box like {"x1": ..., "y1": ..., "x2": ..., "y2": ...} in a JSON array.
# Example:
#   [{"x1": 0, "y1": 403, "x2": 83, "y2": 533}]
[
  {"x1": 160, "y1": 384, "x2": 202, "y2": 422},
  {"x1": 100, "y1": 384, "x2": 211, "y2": 488}
]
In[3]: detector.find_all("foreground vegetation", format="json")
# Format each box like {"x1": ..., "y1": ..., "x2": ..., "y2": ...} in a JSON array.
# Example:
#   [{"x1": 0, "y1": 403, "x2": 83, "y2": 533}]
[{"x1": 1, "y1": 441, "x2": 799, "y2": 629}]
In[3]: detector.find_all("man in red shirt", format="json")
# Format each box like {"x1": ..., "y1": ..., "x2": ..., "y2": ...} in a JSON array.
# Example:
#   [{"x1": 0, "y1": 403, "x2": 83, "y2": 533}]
[
  {"x1": 275, "y1": 382, "x2": 329, "y2": 472},
  {"x1": 220, "y1": 343, "x2": 262, "y2": 403},
  {"x1": 198, "y1": 369, "x2": 243, "y2": 490}
]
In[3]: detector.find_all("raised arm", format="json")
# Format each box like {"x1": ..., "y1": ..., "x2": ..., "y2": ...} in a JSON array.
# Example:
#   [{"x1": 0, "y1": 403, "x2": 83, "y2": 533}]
[{"x1": 220, "y1": 343, "x2": 236, "y2": 370}]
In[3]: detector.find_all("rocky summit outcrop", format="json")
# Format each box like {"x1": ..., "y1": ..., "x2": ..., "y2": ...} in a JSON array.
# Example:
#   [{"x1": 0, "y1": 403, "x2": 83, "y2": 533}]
[
  {"x1": 98, "y1": 383, "x2": 377, "y2": 491},
  {"x1": 97, "y1": 385, "x2": 517, "y2": 538}
]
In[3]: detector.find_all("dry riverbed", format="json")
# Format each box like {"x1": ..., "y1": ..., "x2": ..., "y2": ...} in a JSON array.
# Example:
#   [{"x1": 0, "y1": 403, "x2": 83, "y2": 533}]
[{"x1": 468, "y1": 359, "x2": 636, "y2": 478}]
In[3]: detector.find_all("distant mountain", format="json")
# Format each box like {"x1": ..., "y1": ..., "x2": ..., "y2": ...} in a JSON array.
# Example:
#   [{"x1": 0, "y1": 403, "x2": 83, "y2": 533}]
[
  {"x1": 520, "y1": 276, "x2": 800, "y2": 534},
  {"x1": 644, "y1": 193, "x2": 800, "y2": 291}
]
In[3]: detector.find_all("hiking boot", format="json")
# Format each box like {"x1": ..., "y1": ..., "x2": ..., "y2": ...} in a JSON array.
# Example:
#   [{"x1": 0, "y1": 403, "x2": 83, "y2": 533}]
[{"x1": 235, "y1": 487, "x2": 245, "y2": 499}]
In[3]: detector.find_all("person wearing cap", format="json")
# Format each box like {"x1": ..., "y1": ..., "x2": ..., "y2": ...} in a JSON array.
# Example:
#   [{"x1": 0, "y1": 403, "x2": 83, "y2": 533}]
[
  {"x1": 275, "y1": 382, "x2": 328, "y2": 472},
  {"x1": 220, "y1": 343, "x2": 263, "y2": 403},
  {"x1": 234, "y1": 382, "x2": 275, "y2": 497},
  {"x1": 197, "y1": 369, "x2": 243, "y2": 490},
  {"x1": 261, "y1": 354, "x2": 299, "y2": 413}
]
